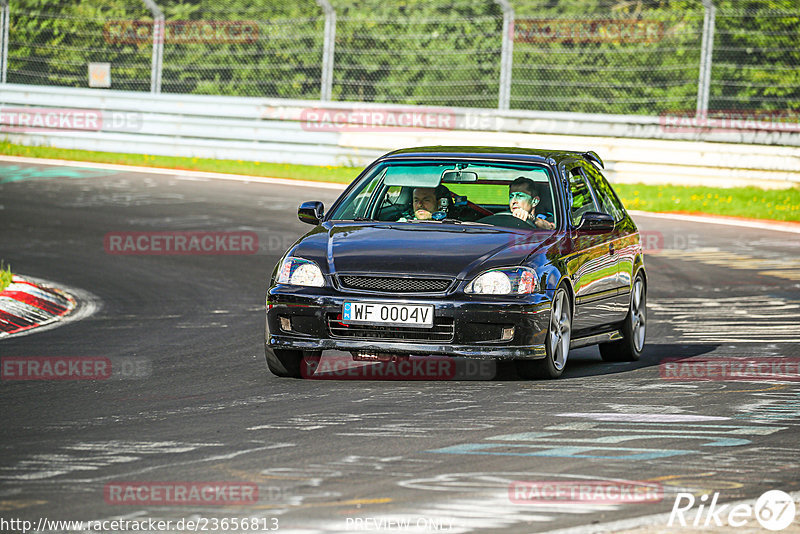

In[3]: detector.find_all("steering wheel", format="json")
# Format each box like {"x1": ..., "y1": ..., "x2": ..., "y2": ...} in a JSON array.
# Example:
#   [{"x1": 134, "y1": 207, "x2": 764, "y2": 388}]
[
  {"x1": 476, "y1": 212, "x2": 538, "y2": 229},
  {"x1": 464, "y1": 199, "x2": 493, "y2": 217}
]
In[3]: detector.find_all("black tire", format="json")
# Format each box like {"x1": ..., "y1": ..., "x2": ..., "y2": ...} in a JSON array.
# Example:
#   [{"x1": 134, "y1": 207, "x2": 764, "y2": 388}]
[
  {"x1": 599, "y1": 272, "x2": 646, "y2": 362},
  {"x1": 265, "y1": 346, "x2": 305, "y2": 378},
  {"x1": 516, "y1": 286, "x2": 572, "y2": 379}
]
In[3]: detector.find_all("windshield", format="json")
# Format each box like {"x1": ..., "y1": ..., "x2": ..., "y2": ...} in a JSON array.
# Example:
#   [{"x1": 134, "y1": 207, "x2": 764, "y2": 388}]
[{"x1": 328, "y1": 160, "x2": 557, "y2": 229}]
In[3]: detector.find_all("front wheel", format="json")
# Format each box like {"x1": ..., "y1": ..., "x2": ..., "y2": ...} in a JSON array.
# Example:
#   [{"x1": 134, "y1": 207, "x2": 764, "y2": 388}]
[
  {"x1": 599, "y1": 272, "x2": 646, "y2": 362},
  {"x1": 516, "y1": 286, "x2": 572, "y2": 379}
]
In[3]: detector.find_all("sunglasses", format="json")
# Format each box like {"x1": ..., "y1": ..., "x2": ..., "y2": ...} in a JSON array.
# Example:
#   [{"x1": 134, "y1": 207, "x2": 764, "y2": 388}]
[{"x1": 509, "y1": 191, "x2": 539, "y2": 205}]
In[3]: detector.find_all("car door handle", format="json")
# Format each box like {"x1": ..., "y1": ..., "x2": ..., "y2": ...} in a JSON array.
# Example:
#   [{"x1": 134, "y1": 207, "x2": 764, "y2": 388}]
[{"x1": 609, "y1": 243, "x2": 615, "y2": 256}]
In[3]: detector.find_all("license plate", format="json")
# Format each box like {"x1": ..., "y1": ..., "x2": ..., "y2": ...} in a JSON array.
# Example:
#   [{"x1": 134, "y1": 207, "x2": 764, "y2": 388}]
[{"x1": 342, "y1": 302, "x2": 434, "y2": 328}]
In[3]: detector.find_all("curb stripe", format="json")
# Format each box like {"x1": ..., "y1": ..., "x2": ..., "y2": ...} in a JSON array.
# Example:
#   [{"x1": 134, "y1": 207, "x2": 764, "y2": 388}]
[
  {"x1": 0, "y1": 298, "x2": 53, "y2": 323},
  {"x1": 0, "y1": 310, "x2": 36, "y2": 332},
  {"x1": 5, "y1": 281, "x2": 73, "y2": 307},
  {"x1": 0, "y1": 277, "x2": 77, "y2": 337},
  {"x1": 1, "y1": 291, "x2": 68, "y2": 315}
]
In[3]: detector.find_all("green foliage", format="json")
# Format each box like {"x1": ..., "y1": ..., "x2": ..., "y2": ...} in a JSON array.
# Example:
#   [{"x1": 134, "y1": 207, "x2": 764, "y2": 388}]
[
  {"x1": 0, "y1": 261, "x2": 12, "y2": 292},
  {"x1": 5, "y1": 0, "x2": 798, "y2": 113},
  {"x1": 708, "y1": 0, "x2": 800, "y2": 112},
  {"x1": 8, "y1": 0, "x2": 152, "y2": 90}
]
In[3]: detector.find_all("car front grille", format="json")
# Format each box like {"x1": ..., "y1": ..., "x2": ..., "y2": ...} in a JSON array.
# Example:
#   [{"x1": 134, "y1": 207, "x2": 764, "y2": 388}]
[
  {"x1": 338, "y1": 275, "x2": 452, "y2": 293},
  {"x1": 327, "y1": 314, "x2": 455, "y2": 342}
]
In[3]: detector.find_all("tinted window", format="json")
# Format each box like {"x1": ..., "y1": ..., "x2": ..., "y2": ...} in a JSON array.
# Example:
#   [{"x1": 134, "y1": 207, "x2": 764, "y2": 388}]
[
  {"x1": 567, "y1": 167, "x2": 598, "y2": 226},
  {"x1": 582, "y1": 163, "x2": 625, "y2": 222}
]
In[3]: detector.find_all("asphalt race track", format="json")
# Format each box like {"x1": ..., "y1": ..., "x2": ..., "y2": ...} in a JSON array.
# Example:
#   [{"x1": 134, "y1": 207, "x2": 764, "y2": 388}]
[{"x1": 1, "y1": 161, "x2": 799, "y2": 533}]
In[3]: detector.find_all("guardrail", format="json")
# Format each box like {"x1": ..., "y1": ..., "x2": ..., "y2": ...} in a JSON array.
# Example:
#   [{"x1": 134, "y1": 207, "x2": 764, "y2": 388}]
[{"x1": 1, "y1": 84, "x2": 799, "y2": 187}]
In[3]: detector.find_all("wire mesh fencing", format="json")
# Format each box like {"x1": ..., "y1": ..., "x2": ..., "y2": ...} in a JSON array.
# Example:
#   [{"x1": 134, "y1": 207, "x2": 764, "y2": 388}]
[{"x1": 1, "y1": 0, "x2": 798, "y2": 118}]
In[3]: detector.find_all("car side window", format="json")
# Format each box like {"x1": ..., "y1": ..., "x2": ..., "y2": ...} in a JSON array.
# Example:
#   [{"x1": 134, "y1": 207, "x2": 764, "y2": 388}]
[
  {"x1": 567, "y1": 167, "x2": 599, "y2": 227},
  {"x1": 348, "y1": 175, "x2": 382, "y2": 219},
  {"x1": 374, "y1": 186, "x2": 408, "y2": 221},
  {"x1": 582, "y1": 163, "x2": 625, "y2": 222},
  {"x1": 330, "y1": 167, "x2": 385, "y2": 220}
]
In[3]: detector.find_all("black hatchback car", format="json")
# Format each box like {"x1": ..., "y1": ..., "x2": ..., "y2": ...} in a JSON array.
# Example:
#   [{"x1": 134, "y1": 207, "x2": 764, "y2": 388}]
[{"x1": 265, "y1": 146, "x2": 646, "y2": 379}]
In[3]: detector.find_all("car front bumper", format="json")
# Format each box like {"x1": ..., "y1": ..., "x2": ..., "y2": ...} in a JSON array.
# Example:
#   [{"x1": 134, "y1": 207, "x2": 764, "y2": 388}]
[{"x1": 265, "y1": 286, "x2": 553, "y2": 360}]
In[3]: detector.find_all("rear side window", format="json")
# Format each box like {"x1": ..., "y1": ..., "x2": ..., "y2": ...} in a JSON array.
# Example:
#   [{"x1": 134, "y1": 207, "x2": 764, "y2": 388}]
[
  {"x1": 582, "y1": 163, "x2": 626, "y2": 222},
  {"x1": 567, "y1": 167, "x2": 598, "y2": 226}
]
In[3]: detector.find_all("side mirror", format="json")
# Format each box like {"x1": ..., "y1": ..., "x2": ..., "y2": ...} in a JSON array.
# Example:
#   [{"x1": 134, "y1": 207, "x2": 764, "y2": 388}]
[
  {"x1": 298, "y1": 201, "x2": 324, "y2": 225},
  {"x1": 578, "y1": 211, "x2": 614, "y2": 233}
]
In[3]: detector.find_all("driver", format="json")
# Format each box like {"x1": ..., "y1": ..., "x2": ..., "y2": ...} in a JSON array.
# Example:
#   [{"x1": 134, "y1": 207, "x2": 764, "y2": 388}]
[
  {"x1": 399, "y1": 185, "x2": 451, "y2": 221},
  {"x1": 411, "y1": 187, "x2": 437, "y2": 220},
  {"x1": 509, "y1": 177, "x2": 556, "y2": 230}
]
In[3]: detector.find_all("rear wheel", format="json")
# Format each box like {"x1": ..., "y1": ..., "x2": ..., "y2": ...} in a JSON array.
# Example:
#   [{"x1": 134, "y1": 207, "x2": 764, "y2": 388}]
[
  {"x1": 265, "y1": 346, "x2": 305, "y2": 378},
  {"x1": 516, "y1": 286, "x2": 571, "y2": 379},
  {"x1": 599, "y1": 273, "x2": 646, "y2": 362}
]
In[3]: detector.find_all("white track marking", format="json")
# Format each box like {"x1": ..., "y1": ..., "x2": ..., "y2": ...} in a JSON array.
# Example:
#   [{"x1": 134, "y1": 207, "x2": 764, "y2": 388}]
[
  {"x1": 651, "y1": 295, "x2": 800, "y2": 343},
  {"x1": 0, "y1": 155, "x2": 347, "y2": 190},
  {"x1": 630, "y1": 210, "x2": 800, "y2": 234}
]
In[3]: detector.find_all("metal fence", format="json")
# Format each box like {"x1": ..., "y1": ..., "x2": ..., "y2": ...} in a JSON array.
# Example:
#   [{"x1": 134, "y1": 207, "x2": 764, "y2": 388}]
[{"x1": 0, "y1": 0, "x2": 798, "y2": 117}]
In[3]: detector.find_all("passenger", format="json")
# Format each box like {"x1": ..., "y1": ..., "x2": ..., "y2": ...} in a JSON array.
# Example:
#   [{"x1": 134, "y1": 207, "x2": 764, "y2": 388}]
[
  {"x1": 509, "y1": 177, "x2": 556, "y2": 229},
  {"x1": 399, "y1": 185, "x2": 451, "y2": 221}
]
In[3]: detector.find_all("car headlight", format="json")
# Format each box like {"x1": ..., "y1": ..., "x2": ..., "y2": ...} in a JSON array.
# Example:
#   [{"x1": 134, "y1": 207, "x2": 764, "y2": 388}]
[
  {"x1": 465, "y1": 267, "x2": 537, "y2": 295},
  {"x1": 277, "y1": 257, "x2": 325, "y2": 287}
]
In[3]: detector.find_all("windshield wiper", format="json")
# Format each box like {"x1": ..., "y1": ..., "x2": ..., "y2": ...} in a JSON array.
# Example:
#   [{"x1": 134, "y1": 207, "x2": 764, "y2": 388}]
[{"x1": 409, "y1": 218, "x2": 480, "y2": 225}]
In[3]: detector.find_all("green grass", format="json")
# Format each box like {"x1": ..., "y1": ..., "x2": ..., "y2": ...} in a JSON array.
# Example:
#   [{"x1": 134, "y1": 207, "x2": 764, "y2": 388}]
[
  {"x1": 0, "y1": 141, "x2": 357, "y2": 184},
  {"x1": 0, "y1": 262, "x2": 12, "y2": 292},
  {"x1": 2, "y1": 141, "x2": 799, "y2": 222},
  {"x1": 614, "y1": 184, "x2": 800, "y2": 223}
]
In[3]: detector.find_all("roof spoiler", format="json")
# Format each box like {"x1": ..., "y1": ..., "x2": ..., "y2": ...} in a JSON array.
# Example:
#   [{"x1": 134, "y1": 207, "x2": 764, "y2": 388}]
[{"x1": 582, "y1": 151, "x2": 604, "y2": 169}]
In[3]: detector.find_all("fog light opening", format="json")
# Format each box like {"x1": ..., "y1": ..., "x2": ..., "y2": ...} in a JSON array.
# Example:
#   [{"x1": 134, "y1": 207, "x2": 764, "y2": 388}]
[{"x1": 279, "y1": 316, "x2": 292, "y2": 332}]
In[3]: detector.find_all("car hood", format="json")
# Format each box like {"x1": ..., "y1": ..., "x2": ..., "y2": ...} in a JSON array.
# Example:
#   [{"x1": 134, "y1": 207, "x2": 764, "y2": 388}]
[{"x1": 289, "y1": 222, "x2": 554, "y2": 280}]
